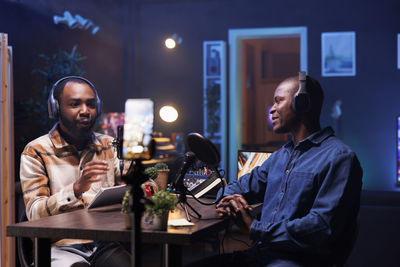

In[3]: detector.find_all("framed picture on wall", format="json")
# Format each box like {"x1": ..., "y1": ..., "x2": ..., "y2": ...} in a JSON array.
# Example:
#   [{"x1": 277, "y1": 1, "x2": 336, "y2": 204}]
[
  {"x1": 203, "y1": 40, "x2": 226, "y2": 170},
  {"x1": 397, "y1": 33, "x2": 400, "y2": 69},
  {"x1": 321, "y1": 31, "x2": 356, "y2": 77},
  {"x1": 397, "y1": 115, "x2": 400, "y2": 185},
  {"x1": 205, "y1": 43, "x2": 223, "y2": 76},
  {"x1": 203, "y1": 41, "x2": 226, "y2": 143}
]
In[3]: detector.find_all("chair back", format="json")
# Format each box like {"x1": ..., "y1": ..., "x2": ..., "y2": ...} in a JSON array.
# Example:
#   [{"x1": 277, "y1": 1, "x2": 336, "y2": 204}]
[
  {"x1": 17, "y1": 211, "x2": 34, "y2": 267},
  {"x1": 333, "y1": 215, "x2": 360, "y2": 267}
]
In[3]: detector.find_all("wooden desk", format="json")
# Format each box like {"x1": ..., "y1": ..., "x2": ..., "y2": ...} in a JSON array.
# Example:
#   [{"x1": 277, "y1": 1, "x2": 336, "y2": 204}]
[{"x1": 7, "y1": 199, "x2": 228, "y2": 267}]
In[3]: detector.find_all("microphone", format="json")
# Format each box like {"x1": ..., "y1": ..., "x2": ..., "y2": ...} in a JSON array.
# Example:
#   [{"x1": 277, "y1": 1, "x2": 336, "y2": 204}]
[
  {"x1": 111, "y1": 126, "x2": 124, "y2": 160},
  {"x1": 116, "y1": 126, "x2": 123, "y2": 160},
  {"x1": 173, "y1": 151, "x2": 196, "y2": 191},
  {"x1": 111, "y1": 126, "x2": 125, "y2": 177}
]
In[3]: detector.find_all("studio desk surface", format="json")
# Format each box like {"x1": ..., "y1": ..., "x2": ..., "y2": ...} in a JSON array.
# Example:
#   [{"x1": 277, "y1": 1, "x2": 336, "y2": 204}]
[{"x1": 7, "y1": 198, "x2": 228, "y2": 267}]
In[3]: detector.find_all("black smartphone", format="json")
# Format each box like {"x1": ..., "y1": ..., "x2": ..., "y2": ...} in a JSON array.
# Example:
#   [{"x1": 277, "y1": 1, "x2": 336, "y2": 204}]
[{"x1": 122, "y1": 99, "x2": 154, "y2": 160}]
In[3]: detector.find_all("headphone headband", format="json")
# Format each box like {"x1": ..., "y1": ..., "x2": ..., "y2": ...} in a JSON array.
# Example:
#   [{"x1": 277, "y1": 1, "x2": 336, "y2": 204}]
[
  {"x1": 47, "y1": 76, "x2": 102, "y2": 119},
  {"x1": 298, "y1": 72, "x2": 307, "y2": 94}
]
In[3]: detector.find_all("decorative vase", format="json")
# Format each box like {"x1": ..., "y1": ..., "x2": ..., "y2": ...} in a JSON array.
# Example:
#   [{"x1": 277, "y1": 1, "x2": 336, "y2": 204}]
[
  {"x1": 141, "y1": 211, "x2": 169, "y2": 231},
  {"x1": 155, "y1": 169, "x2": 169, "y2": 191}
]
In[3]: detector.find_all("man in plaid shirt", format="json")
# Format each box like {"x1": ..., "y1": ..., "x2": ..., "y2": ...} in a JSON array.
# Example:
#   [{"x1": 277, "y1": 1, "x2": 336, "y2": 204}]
[{"x1": 20, "y1": 76, "x2": 130, "y2": 266}]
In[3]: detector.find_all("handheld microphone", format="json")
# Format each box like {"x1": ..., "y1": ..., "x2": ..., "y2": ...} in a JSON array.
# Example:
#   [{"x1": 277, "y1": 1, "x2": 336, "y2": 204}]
[{"x1": 173, "y1": 151, "x2": 196, "y2": 191}]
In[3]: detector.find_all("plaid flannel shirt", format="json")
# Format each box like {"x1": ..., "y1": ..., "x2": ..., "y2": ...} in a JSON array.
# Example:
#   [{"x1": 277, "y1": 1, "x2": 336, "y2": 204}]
[{"x1": 20, "y1": 123, "x2": 121, "y2": 245}]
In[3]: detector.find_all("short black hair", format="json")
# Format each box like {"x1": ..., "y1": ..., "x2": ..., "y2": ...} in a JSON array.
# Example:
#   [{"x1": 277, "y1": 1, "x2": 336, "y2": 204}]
[{"x1": 53, "y1": 77, "x2": 95, "y2": 103}]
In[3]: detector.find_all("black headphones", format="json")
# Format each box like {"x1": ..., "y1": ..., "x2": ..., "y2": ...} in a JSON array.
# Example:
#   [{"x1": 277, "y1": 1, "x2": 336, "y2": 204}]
[
  {"x1": 47, "y1": 76, "x2": 102, "y2": 119},
  {"x1": 292, "y1": 71, "x2": 311, "y2": 114}
]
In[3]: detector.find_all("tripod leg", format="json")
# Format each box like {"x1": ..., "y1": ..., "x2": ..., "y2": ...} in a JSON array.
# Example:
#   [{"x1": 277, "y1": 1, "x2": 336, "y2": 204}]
[
  {"x1": 180, "y1": 202, "x2": 192, "y2": 222},
  {"x1": 185, "y1": 201, "x2": 202, "y2": 219}
]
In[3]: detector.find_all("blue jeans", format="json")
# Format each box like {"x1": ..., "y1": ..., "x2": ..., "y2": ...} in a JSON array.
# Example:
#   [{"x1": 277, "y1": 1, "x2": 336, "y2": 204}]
[
  {"x1": 51, "y1": 241, "x2": 130, "y2": 267},
  {"x1": 185, "y1": 245, "x2": 331, "y2": 267}
]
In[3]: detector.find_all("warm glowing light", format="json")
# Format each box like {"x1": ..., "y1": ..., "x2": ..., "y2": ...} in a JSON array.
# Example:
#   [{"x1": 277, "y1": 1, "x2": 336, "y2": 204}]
[
  {"x1": 160, "y1": 106, "x2": 178, "y2": 122},
  {"x1": 164, "y1": 34, "x2": 182, "y2": 49},
  {"x1": 165, "y1": 38, "x2": 176, "y2": 49}
]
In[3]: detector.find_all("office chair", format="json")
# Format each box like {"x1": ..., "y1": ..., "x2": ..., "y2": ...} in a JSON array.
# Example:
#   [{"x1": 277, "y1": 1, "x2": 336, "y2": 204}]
[
  {"x1": 332, "y1": 215, "x2": 360, "y2": 267},
  {"x1": 17, "y1": 211, "x2": 34, "y2": 267}
]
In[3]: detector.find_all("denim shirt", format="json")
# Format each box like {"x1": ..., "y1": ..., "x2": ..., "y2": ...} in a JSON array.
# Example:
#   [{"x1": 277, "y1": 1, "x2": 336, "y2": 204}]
[{"x1": 222, "y1": 127, "x2": 363, "y2": 257}]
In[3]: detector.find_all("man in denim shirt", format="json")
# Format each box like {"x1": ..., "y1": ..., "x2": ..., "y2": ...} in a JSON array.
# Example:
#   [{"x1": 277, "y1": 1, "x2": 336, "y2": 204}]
[{"x1": 190, "y1": 74, "x2": 362, "y2": 267}]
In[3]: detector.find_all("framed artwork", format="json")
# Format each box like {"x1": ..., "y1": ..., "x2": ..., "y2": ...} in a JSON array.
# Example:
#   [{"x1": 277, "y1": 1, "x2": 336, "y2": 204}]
[
  {"x1": 203, "y1": 41, "x2": 226, "y2": 169},
  {"x1": 398, "y1": 34, "x2": 400, "y2": 69},
  {"x1": 203, "y1": 41, "x2": 226, "y2": 143},
  {"x1": 397, "y1": 115, "x2": 400, "y2": 185},
  {"x1": 321, "y1": 31, "x2": 356, "y2": 77},
  {"x1": 205, "y1": 42, "x2": 222, "y2": 76}
]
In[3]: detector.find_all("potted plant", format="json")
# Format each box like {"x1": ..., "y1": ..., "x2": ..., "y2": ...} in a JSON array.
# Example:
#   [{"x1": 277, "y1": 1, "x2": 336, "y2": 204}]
[
  {"x1": 144, "y1": 163, "x2": 170, "y2": 191},
  {"x1": 144, "y1": 166, "x2": 158, "y2": 180},
  {"x1": 154, "y1": 163, "x2": 169, "y2": 191},
  {"x1": 142, "y1": 191, "x2": 178, "y2": 231},
  {"x1": 121, "y1": 188, "x2": 132, "y2": 229}
]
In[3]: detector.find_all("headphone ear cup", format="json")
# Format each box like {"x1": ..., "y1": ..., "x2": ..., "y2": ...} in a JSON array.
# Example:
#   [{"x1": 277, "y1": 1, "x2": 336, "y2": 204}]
[
  {"x1": 293, "y1": 71, "x2": 311, "y2": 114},
  {"x1": 47, "y1": 100, "x2": 53, "y2": 119},
  {"x1": 48, "y1": 96, "x2": 59, "y2": 119},
  {"x1": 292, "y1": 93, "x2": 311, "y2": 114},
  {"x1": 54, "y1": 100, "x2": 60, "y2": 118},
  {"x1": 96, "y1": 98, "x2": 102, "y2": 118}
]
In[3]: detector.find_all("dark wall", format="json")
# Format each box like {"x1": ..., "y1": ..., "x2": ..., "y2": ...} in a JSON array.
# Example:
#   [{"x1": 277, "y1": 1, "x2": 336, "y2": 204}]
[
  {"x1": 137, "y1": 0, "x2": 400, "y2": 191},
  {"x1": 0, "y1": 0, "x2": 130, "y2": 169},
  {"x1": 2, "y1": 0, "x2": 400, "y2": 191},
  {"x1": 347, "y1": 190, "x2": 400, "y2": 266},
  {"x1": 0, "y1": 1, "x2": 129, "y2": 112}
]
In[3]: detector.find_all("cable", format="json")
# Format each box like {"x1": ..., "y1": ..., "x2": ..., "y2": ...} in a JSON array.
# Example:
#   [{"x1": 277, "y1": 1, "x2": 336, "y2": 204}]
[
  {"x1": 228, "y1": 235, "x2": 252, "y2": 248},
  {"x1": 185, "y1": 168, "x2": 226, "y2": 206},
  {"x1": 187, "y1": 176, "x2": 225, "y2": 206}
]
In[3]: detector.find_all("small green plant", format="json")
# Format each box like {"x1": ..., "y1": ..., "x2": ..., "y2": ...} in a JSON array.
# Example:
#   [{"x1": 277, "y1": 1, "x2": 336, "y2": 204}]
[
  {"x1": 154, "y1": 163, "x2": 168, "y2": 171},
  {"x1": 145, "y1": 191, "x2": 178, "y2": 217},
  {"x1": 144, "y1": 167, "x2": 158, "y2": 180},
  {"x1": 121, "y1": 188, "x2": 132, "y2": 214}
]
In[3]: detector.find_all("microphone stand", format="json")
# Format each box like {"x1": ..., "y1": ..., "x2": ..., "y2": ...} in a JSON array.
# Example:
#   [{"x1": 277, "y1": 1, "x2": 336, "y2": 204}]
[
  {"x1": 175, "y1": 174, "x2": 202, "y2": 222},
  {"x1": 115, "y1": 126, "x2": 146, "y2": 267},
  {"x1": 126, "y1": 159, "x2": 146, "y2": 267}
]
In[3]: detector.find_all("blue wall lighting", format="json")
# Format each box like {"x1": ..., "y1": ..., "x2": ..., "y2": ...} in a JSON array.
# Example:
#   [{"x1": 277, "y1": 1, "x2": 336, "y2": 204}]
[{"x1": 397, "y1": 116, "x2": 400, "y2": 185}]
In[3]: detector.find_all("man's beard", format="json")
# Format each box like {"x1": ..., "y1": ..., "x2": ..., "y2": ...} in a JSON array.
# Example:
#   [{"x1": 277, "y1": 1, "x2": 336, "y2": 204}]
[
  {"x1": 273, "y1": 125, "x2": 290, "y2": 134},
  {"x1": 59, "y1": 113, "x2": 96, "y2": 139}
]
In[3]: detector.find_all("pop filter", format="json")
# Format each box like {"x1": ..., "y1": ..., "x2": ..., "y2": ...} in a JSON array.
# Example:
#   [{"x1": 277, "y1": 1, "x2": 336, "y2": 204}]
[
  {"x1": 185, "y1": 133, "x2": 225, "y2": 206},
  {"x1": 186, "y1": 133, "x2": 220, "y2": 168}
]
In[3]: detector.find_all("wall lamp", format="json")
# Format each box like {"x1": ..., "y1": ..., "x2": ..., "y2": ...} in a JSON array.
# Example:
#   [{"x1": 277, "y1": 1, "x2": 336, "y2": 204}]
[
  {"x1": 164, "y1": 34, "x2": 182, "y2": 49},
  {"x1": 159, "y1": 105, "x2": 178, "y2": 123}
]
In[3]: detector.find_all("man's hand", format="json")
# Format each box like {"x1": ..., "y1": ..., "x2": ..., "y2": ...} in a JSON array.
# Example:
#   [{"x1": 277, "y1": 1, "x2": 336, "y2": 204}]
[
  {"x1": 216, "y1": 194, "x2": 254, "y2": 233},
  {"x1": 73, "y1": 160, "x2": 109, "y2": 198}
]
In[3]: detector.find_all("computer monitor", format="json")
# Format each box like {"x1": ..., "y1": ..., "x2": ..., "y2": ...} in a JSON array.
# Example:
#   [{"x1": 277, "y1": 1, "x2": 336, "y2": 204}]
[{"x1": 237, "y1": 150, "x2": 272, "y2": 179}]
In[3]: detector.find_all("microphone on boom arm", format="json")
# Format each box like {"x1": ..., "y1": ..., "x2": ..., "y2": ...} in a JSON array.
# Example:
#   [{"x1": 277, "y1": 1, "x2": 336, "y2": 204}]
[
  {"x1": 172, "y1": 151, "x2": 198, "y2": 221},
  {"x1": 173, "y1": 151, "x2": 196, "y2": 192}
]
